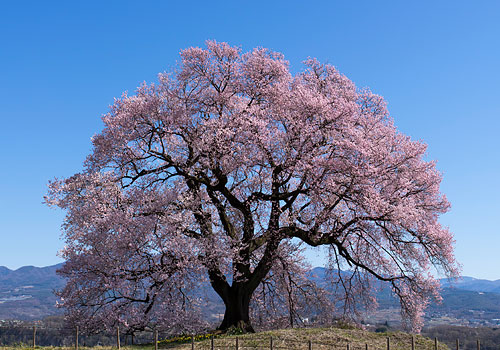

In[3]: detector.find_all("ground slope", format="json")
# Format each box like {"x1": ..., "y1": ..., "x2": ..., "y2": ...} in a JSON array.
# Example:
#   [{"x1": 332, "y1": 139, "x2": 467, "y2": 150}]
[
  {"x1": 0, "y1": 327, "x2": 449, "y2": 350},
  {"x1": 167, "y1": 327, "x2": 448, "y2": 350}
]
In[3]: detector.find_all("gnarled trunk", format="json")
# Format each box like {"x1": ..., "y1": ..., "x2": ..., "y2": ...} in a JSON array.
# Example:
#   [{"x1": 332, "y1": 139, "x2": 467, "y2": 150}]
[{"x1": 217, "y1": 286, "x2": 254, "y2": 333}]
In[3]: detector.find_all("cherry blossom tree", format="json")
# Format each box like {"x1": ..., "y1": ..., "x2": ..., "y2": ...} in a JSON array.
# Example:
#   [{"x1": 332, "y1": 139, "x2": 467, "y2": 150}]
[{"x1": 46, "y1": 41, "x2": 459, "y2": 333}]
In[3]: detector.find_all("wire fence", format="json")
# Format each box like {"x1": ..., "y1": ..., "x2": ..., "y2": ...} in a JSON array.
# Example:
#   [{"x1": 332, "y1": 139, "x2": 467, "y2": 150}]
[
  {"x1": 0, "y1": 326, "x2": 485, "y2": 350},
  {"x1": 187, "y1": 336, "x2": 450, "y2": 350},
  {"x1": 0, "y1": 326, "x2": 150, "y2": 347}
]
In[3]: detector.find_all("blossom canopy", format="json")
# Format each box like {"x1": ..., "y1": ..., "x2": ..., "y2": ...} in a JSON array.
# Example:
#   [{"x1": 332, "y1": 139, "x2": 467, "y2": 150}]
[{"x1": 47, "y1": 41, "x2": 459, "y2": 333}]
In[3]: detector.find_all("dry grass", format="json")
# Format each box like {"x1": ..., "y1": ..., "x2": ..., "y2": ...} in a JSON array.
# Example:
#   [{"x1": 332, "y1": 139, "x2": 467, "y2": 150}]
[
  {"x1": 0, "y1": 347, "x2": 128, "y2": 350},
  {"x1": 0, "y1": 347, "x2": 145, "y2": 350},
  {"x1": 169, "y1": 327, "x2": 449, "y2": 350},
  {"x1": 0, "y1": 327, "x2": 449, "y2": 350}
]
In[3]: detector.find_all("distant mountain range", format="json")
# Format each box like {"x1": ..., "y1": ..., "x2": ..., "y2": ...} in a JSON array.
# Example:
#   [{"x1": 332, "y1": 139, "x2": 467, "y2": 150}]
[
  {"x1": 0, "y1": 264, "x2": 65, "y2": 320},
  {"x1": 308, "y1": 266, "x2": 500, "y2": 296},
  {"x1": 2, "y1": 263, "x2": 500, "y2": 326},
  {"x1": 440, "y1": 276, "x2": 500, "y2": 294}
]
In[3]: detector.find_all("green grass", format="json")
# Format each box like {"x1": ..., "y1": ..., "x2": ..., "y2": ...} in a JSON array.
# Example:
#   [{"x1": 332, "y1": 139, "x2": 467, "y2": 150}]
[{"x1": 0, "y1": 327, "x2": 450, "y2": 350}]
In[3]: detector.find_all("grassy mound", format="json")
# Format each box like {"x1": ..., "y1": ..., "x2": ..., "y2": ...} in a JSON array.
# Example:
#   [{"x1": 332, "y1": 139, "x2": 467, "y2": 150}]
[
  {"x1": 0, "y1": 327, "x2": 449, "y2": 349},
  {"x1": 169, "y1": 327, "x2": 448, "y2": 350}
]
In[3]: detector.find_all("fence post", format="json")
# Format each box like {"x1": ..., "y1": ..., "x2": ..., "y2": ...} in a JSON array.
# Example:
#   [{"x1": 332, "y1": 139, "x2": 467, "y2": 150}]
[
  {"x1": 270, "y1": 336, "x2": 273, "y2": 350},
  {"x1": 308, "y1": 339, "x2": 312, "y2": 350},
  {"x1": 211, "y1": 335, "x2": 214, "y2": 350},
  {"x1": 347, "y1": 343, "x2": 350, "y2": 350},
  {"x1": 32, "y1": 325, "x2": 36, "y2": 349},
  {"x1": 434, "y1": 337, "x2": 438, "y2": 350},
  {"x1": 456, "y1": 339, "x2": 459, "y2": 350},
  {"x1": 236, "y1": 336, "x2": 239, "y2": 350},
  {"x1": 411, "y1": 335, "x2": 415, "y2": 350},
  {"x1": 191, "y1": 334, "x2": 195, "y2": 350},
  {"x1": 116, "y1": 326, "x2": 120, "y2": 349},
  {"x1": 154, "y1": 329, "x2": 158, "y2": 350},
  {"x1": 387, "y1": 337, "x2": 390, "y2": 350},
  {"x1": 365, "y1": 344, "x2": 368, "y2": 350},
  {"x1": 477, "y1": 339, "x2": 480, "y2": 350},
  {"x1": 75, "y1": 326, "x2": 79, "y2": 350}
]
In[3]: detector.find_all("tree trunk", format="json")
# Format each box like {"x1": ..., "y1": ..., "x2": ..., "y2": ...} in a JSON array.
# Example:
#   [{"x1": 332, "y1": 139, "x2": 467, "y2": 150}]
[{"x1": 217, "y1": 286, "x2": 254, "y2": 333}]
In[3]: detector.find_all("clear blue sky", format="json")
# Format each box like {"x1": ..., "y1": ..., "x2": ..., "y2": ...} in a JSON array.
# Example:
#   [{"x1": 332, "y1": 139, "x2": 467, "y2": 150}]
[{"x1": 0, "y1": 1, "x2": 498, "y2": 279}]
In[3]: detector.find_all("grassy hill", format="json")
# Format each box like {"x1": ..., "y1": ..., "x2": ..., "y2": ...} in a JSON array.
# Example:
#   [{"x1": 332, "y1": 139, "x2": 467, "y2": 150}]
[
  {"x1": 173, "y1": 328, "x2": 448, "y2": 350},
  {"x1": 0, "y1": 327, "x2": 449, "y2": 349}
]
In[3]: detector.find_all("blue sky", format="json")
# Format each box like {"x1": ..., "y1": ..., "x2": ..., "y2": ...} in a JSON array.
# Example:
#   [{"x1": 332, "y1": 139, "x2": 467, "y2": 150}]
[{"x1": 0, "y1": 1, "x2": 499, "y2": 279}]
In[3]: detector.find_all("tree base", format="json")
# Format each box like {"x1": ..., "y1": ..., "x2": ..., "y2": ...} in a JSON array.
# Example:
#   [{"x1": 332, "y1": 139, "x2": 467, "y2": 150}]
[{"x1": 217, "y1": 319, "x2": 255, "y2": 333}]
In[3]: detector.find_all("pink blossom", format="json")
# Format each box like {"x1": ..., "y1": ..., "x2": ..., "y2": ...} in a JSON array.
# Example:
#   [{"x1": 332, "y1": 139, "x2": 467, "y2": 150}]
[{"x1": 46, "y1": 41, "x2": 459, "y2": 333}]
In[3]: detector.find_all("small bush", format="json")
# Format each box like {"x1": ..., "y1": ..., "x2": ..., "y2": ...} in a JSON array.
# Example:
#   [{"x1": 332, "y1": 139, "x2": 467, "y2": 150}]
[{"x1": 375, "y1": 326, "x2": 388, "y2": 333}]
